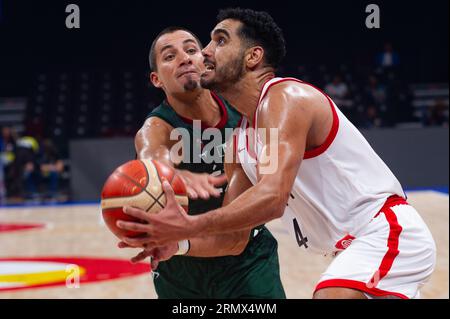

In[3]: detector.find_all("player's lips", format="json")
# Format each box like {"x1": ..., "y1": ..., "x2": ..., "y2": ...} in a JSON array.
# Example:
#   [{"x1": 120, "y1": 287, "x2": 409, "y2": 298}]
[
  {"x1": 177, "y1": 70, "x2": 198, "y2": 78},
  {"x1": 203, "y1": 60, "x2": 215, "y2": 72}
]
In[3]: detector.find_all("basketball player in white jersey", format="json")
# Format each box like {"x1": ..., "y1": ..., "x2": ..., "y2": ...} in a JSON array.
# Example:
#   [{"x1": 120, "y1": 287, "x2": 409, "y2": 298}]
[{"x1": 119, "y1": 8, "x2": 436, "y2": 299}]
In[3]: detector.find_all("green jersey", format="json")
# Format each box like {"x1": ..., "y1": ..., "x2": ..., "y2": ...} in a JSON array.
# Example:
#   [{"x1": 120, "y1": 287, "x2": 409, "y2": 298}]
[
  {"x1": 148, "y1": 91, "x2": 241, "y2": 216},
  {"x1": 146, "y1": 91, "x2": 285, "y2": 299}
]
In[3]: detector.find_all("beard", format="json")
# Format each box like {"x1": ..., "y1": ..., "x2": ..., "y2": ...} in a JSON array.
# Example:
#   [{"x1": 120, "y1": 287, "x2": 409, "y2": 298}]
[
  {"x1": 183, "y1": 75, "x2": 199, "y2": 91},
  {"x1": 201, "y1": 52, "x2": 245, "y2": 93}
]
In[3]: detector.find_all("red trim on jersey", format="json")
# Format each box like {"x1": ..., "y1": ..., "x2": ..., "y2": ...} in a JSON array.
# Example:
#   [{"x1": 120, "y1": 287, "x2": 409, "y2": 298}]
[
  {"x1": 252, "y1": 77, "x2": 340, "y2": 160},
  {"x1": 375, "y1": 194, "x2": 408, "y2": 218},
  {"x1": 316, "y1": 195, "x2": 408, "y2": 299},
  {"x1": 314, "y1": 279, "x2": 409, "y2": 299},
  {"x1": 177, "y1": 91, "x2": 228, "y2": 130},
  {"x1": 303, "y1": 94, "x2": 339, "y2": 159},
  {"x1": 368, "y1": 196, "x2": 405, "y2": 284}
]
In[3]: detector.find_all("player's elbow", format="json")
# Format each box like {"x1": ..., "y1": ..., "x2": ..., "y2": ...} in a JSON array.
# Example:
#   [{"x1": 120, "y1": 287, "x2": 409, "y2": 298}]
[
  {"x1": 266, "y1": 190, "x2": 289, "y2": 220},
  {"x1": 229, "y1": 241, "x2": 248, "y2": 256},
  {"x1": 134, "y1": 128, "x2": 145, "y2": 158},
  {"x1": 229, "y1": 231, "x2": 250, "y2": 256},
  {"x1": 258, "y1": 181, "x2": 289, "y2": 220}
]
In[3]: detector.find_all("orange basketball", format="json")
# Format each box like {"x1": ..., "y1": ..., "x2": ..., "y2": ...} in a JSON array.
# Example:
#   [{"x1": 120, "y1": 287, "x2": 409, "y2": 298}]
[{"x1": 100, "y1": 159, "x2": 188, "y2": 239}]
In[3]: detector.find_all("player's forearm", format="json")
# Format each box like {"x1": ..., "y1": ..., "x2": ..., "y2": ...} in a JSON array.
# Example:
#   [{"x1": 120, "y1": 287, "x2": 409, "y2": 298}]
[
  {"x1": 186, "y1": 230, "x2": 250, "y2": 257},
  {"x1": 193, "y1": 181, "x2": 287, "y2": 236},
  {"x1": 183, "y1": 163, "x2": 254, "y2": 257}
]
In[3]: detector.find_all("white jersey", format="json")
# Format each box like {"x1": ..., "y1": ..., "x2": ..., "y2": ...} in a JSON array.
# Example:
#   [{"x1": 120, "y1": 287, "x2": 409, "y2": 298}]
[{"x1": 237, "y1": 77, "x2": 406, "y2": 255}]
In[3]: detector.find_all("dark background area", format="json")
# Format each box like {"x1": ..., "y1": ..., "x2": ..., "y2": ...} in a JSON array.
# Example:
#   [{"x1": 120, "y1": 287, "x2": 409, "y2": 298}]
[{"x1": 0, "y1": 0, "x2": 448, "y2": 95}]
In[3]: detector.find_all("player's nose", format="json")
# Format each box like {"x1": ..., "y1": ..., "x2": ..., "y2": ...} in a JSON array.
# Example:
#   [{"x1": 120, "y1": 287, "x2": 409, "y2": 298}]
[
  {"x1": 202, "y1": 41, "x2": 213, "y2": 57},
  {"x1": 179, "y1": 52, "x2": 192, "y2": 66}
]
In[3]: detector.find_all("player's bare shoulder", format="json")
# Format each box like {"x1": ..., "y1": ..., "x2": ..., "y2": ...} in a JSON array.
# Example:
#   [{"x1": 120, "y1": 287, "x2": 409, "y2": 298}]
[
  {"x1": 135, "y1": 116, "x2": 176, "y2": 158},
  {"x1": 140, "y1": 116, "x2": 173, "y2": 134},
  {"x1": 136, "y1": 116, "x2": 174, "y2": 145},
  {"x1": 260, "y1": 81, "x2": 327, "y2": 114},
  {"x1": 257, "y1": 81, "x2": 321, "y2": 130}
]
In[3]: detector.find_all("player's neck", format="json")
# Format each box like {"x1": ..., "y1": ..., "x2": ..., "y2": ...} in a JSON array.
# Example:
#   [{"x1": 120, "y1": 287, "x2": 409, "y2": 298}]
[
  {"x1": 221, "y1": 70, "x2": 275, "y2": 125},
  {"x1": 166, "y1": 89, "x2": 221, "y2": 127}
]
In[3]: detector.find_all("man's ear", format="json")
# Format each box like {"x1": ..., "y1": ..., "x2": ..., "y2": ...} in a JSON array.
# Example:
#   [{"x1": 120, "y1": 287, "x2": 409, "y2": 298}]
[
  {"x1": 150, "y1": 71, "x2": 163, "y2": 88},
  {"x1": 246, "y1": 46, "x2": 264, "y2": 69}
]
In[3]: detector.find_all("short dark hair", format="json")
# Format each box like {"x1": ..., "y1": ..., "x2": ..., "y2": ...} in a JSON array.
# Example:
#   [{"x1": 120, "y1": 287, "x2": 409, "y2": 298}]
[
  {"x1": 149, "y1": 26, "x2": 202, "y2": 72},
  {"x1": 217, "y1": 8, "x2": 286, "y2": 69}
]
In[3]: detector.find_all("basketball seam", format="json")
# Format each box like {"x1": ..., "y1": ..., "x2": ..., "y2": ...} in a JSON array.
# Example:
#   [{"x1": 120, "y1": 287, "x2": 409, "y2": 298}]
[
  {"x1": 145, "y1": 160, "x2": 176, "y2": 211},
  {"x1": 102, "y1": 160, "x2": 150, "y2": 200},
  {"x1": 137, "y1": 159, "x2": 150, "y2": 189},
  {"x1": 116, "y1": 172, "x2": 160, "y2": 204},
  {"x1": 152, "y1": 159, "x2": 176, "y2": 186},
  {"x1": 152, "y1": 159, "x2": 177, "y2": 203},
  {"x1": 145, "y1": 192, "x2": 165, "y2": 212}
]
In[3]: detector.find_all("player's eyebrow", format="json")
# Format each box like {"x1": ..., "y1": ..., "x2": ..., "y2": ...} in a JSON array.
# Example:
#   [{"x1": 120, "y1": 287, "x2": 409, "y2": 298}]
[
  {"x1": 160, "y1": 44, "x2": 174, "y2": 55},
  {"x1": 211, "y1": 28, "x2": 230, "y2": 39},
  {"x1": 160, "y1": 39, "x2": 199, "y2": 55}
]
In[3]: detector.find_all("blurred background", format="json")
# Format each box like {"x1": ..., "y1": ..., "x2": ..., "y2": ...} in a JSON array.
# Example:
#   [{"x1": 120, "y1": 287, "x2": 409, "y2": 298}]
[{"x1": 0, "y1": 0, "x2": 448, "y2": 202}]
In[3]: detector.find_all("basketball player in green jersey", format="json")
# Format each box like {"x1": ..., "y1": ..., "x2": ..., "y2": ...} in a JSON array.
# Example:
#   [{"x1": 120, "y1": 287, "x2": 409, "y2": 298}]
[{"x1": 120, "y1": 27, "x2": 285, "y2": 299}]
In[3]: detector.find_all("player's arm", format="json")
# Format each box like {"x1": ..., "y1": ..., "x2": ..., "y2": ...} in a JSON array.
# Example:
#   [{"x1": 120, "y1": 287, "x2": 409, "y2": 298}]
[
  {"x1": 135, "y1": 83, "x2": 315, "y2": 245},
  {"x1": 195, "y1": 84, "x2": 314, "y2": 235},
  {"x1": 135, "y1": 116, "x2": 226, "y2": 199},
  {"x1": 186, "y1": 137, "x2": 252, "y2": 257},
  {"x1": 135, "y1": 116, "x2": 174, "y2": 166},
  {"x1": 121, "y1": 136, "x2": 253, "y2": 260}
]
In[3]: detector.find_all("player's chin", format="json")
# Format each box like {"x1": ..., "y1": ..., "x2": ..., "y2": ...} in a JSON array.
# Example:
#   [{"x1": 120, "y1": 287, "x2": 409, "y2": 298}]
[{"x1": 182, "y1": 78, "x2": 200, "y2": 91}]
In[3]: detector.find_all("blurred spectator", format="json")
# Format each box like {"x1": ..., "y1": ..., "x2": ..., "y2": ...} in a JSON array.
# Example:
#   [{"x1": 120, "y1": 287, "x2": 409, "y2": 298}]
[
  {"x1": 1, "y1": 126, "x2": 18, "y2": 198},
  {"x1": 38, "y1": 139, "x2": 64, "y2": 201},
  {"x1": 366, "y1": 75, "x2": 387, "y2": 104},
  {"x1": 325, "y1": 75, "x2": 349, "y2": 100},
  {"x1": 325, "y1": 75, "x2": 355, "y2": 120},
  {"x1": 0, "y1": 137, "x2": 5, "y2": 204},
  {"x1": 383, "y1": 75, "x2": 414, "y2": 125},
  {"x1": 361, "y1": 104, "x2": 384, "y2": 128},
  {"x1": 324, "y1": 75, "x2": 353, "y2": 106},
  {"x1": 11, "y1": 135, "x2": 40, "y2": 201},
  {"x1": 425, "y1": 99, "x2": 449, "y2": 127},
  {"x1": 377, "y1": 42, "x2": 400, "y2": 69},
  {"x1": 364, "y1": 75, "x2": 388, "y2": 115},
  {"x1": 1, "y1": 126, "x2": 17, "y2": 167}
]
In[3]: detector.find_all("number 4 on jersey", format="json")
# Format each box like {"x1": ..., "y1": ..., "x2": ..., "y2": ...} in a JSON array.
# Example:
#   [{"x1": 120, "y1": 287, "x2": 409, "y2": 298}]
[
  {"x1": 293, "y1": 218, "x2": 308, "y2": 249},
  {"x1": 287, "y1": 193, "x2": 308, "y2": 249}
]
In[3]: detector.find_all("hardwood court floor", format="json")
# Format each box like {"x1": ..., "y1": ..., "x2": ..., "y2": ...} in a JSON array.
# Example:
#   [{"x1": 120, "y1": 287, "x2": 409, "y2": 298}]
[{"x1": 0, "y1": 191, "x2": 448, "y2": 299}]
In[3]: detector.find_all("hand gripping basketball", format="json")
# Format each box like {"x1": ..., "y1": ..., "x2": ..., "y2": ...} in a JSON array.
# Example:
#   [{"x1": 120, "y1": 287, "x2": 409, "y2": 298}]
[
  {"x1": 118, "y1": 181, "x2": 196, "y2": 247},
  {"x1": 101, "y1": 159, "x2": 188, "y2": 239},
  {"x1": 119, "y1": 180, "x2": 197, "y2": 247}
]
